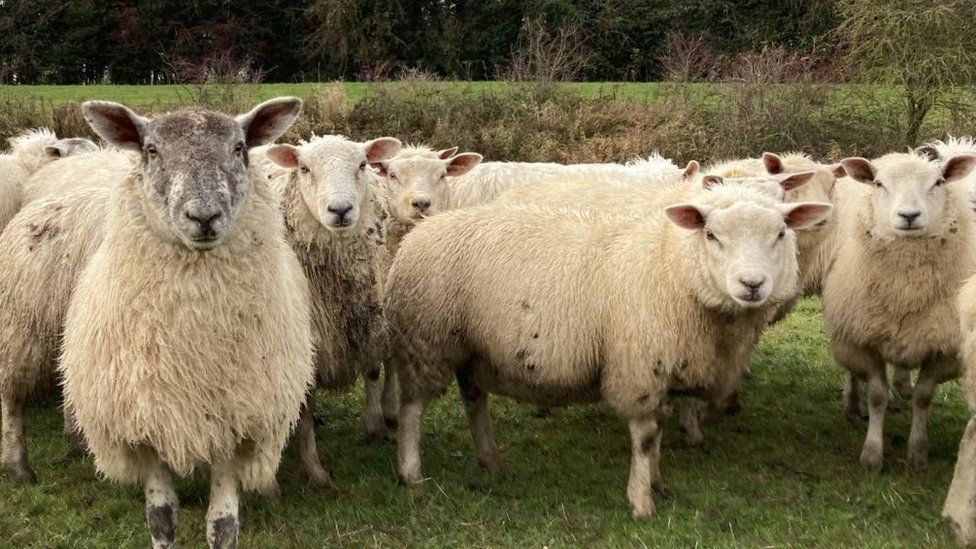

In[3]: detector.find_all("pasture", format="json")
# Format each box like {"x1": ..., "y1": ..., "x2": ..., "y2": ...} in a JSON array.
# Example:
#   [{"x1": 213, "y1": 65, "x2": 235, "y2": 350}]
[{"x1": 0, "y1": 298, "x2": 966, "y2": 547}]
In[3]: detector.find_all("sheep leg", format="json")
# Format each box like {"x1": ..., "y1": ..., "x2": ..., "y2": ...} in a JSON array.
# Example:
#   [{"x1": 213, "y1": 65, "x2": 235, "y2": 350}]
[
  {"x1": 296, "y1": 392, "x2": 337, "y2": 490},
  {"x1": 144, "y1": 457, "x2": 178, "y2": 549},
  {"x1": 677, "y1": 397, "x2": 704, "y2": 446},
  {"x1": 206, "y1": 461, "x2": 240, "y2": 549},
  {"x1": 397, "y1": 398, "x2": 426, "y2": 486},
  {"x1": 381, "y1": 365, "x2": 399, "y2": 428},
  {"x1": 908, "y1": 360, "x2": 954, "y2": 469},
  {"x1": 944, "y1": 417, "x2": 976, "y2": 546},
  {"x1": 650, "y1": 427, "x2": 669, "y2": 498},
  {"x1": 1, "y1": 398, "x2": 36, "y2": 483},
  {"x1": 626, "y1": 416, "x2": 660, "y2": 520},
  {"x1": 860, "y1": 370, "x2": 888, "y2": 472},
  {"x1": 891, "y1": 366, "x2": 914, "y2": 400},
  {"x1": 456, "y1": 367, "x2": 504, "y2": 477},
  {"x1": 843, "y1": 374, "x2": 863, "y2": 420},
  {"x1": 62, "y1": 405, "x2": 89, "y2": 456},
  {"x1": 363, "y1": 368, "x2": 387, "y2": 441}
]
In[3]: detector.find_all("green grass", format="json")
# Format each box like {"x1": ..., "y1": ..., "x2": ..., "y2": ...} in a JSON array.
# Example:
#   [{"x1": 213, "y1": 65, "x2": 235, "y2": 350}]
[{"x1": 0, "y1": 298, "x2": 967, "y2": 547}]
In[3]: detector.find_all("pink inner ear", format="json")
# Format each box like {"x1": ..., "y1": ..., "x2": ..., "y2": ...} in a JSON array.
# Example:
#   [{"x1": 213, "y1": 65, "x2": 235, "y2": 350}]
[
  {"x1": 683, "y1": 160, "x2": 700, "y2": 178},
  {"x1": 763, "y1": 153, "x2": 784, "y2": 174},
  {"x1": 366, "y1": 138, "x2": 401, "y2": 162},
  {"x1": 447, "y1": 153, "x2": 482, "y2": 176},
  {"x1": 438, "y1": 146, "x2": 459, "y2": 159},
  {"x1": 840, "y1": 158, "x2": 875, "y2": 183},
  {"x1": 785, "y1": 204, "x2": 832, "y2": 228},
  {"x1": 702, "y1": 175, "x2": 723, "y2": 189},
  {"x1": 267, "y1": 146, "x2": 299, "y2": 168},
  {"x1": 944, "y1": 155, "x2": 976, "y2": 182},
  {"x1": 779, "y1": 171, "x2": 815, "y2": 191},
  {"x1": 665, "y1": 205, "x2": 706, "y2": 229}
]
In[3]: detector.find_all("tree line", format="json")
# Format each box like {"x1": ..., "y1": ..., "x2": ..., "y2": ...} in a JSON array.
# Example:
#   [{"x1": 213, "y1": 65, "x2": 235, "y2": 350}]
[{"x1": 0, "y1": 0, "x2": 839, "y2": 84}]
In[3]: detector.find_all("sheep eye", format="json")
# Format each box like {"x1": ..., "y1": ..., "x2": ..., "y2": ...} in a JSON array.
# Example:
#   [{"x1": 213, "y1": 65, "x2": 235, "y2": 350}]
[
  {"x1": 359, "y1": 160, "x2": 367, "y2": 170},
  {"x1": 874, "y1": 181, "x2": 884, "y2": 189},
  {"x1": 146, "y1": 144, "x2": 157, "y2": 156},
  {"x1": 934, "y1": 178, "x2": 946, "y2": 188},
  {"x1": 300, "y1": 165, "x2": 310, "y2": 174},
  {"x1": 777, "y1": 230, "x2": 786, "y2": 240},
  {"x1": 390, "y1": 173, "x2": 397, "y2": 180},
  {"x1": 234, "y1": 142, "x2": 245, "y2": 154},
  {"x1": 705, "y1": 230, "x2": 717, "y2": 241}
]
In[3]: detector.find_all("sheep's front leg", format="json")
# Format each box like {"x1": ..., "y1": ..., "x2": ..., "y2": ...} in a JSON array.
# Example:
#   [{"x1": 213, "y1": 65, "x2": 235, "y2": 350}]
[
  {"x1": 62, "y1": 405, "x2": 89, "y2": 456},
  {"x1": 381, "y1": 365, "x2": 400, "y2": 428},
  {"x1": 944, "y1": 417, "x2": 976, "y2": 546},
  {"x1": 1, "y1": 398, "x2": 35, "y2": 483},
  {"x1": 207, "y1": 461, "x2": 239, "y2": 549},
  {"x1": 296, "y1": 391, "x2": 337, "y2": 490},
  {"x1": 457, "y1": 366, "x2": 504, "y2": 477},
  {"x1": 908, "y1": 359, "x2": 956, "y2": 469},
  {"x1": 860, "y1": 369, "x2": 888, "y2": 472},
  {"x1": 397, "y1": 397, "x2": 427, "y2": 486},
  {"x1": 144, "y1": 457, "x2": 178, "y2": 549},
  {"x1": 677, "y1": 397, "x2": 704, "y2": 446},
  {"x1": 891, "y1": 366, "x2": 914, "y2": 399},
  {"x1": 363, "y1": 367, "x2": 387, "y2": 440},
  {"x1": 843, "y1": 374, "x2": 862, "y2": 420},
  {"x1": 626, "y1": 416, "x2": 660, "y2": 520}
]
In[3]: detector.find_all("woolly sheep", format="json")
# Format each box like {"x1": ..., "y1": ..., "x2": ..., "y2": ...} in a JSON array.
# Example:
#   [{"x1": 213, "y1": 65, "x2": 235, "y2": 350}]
[
  {"x1": 0, "y1": 187, "x2": 110, "y2": 483},
  {"x1": 385, "y1": 180, "x2": 831, "y2": 518},
  {"x1": 59, "y1": 98, "x2": 313, "y2": 549},
  {"x1": 20, "y1": 148, "x2": 133, "y2": 204},
  {"x1": 917, "y1": 136, "x2": 976, "y2": 210},
  {"x1": 944, "y1": 274, "x2": 976, "y2": 545},
  {"x1": 0, "y1": 128, "x2": 97, "y2": 230},
  {"x1": 822, "y1": 152, "x2": 976, "y2": 472},
  {"x1": 261, "y1": 134, "x2": 401, "y2": 487}
]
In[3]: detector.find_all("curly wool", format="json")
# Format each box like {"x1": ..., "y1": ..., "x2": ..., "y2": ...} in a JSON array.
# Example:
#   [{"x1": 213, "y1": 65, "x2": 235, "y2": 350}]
[{"x1": 59, "y1": 167, "x2": 314, "y2": 491}]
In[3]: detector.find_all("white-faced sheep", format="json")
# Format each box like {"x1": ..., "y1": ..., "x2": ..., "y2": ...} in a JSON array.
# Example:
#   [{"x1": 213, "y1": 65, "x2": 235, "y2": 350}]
[
  {"x1": 385, "y1": 180, "x2": 831, "y2": 518},
  {"x1": 259, "y1": 134, "x2": 400, "y2": 487},
  {"x1": 917, "y1": 136, "x2": 976, "y2": 210},
  {"x1": 0, "y1": 128, "x2": 97, "y2": 230},
  {"x1": 59, "y1": 98, "x2": 313, "y2": 549},
  {"x1": 822, "y1": 152, "x2": 976, "y2": 472},
  {"x1": 20, "y1": 148, "x2": 133, "y2": 204}
]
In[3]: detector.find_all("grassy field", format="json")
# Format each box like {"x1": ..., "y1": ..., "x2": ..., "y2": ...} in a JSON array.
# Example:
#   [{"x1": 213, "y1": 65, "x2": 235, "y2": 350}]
[{"x1": 0, "y1": 298, "x2": 967, "y2": 547}]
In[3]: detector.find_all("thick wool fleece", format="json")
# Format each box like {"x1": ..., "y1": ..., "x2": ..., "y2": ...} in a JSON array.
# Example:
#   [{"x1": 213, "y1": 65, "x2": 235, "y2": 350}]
[
  {"x1": 21, "y1": 149, "x2": 133, "y2": 205},
  {"x1": 0, "y1": 187, "x2": 110, "y2": 401},
  {"x1": 60, "y1": 167, "x2": 314, "y2": 491}
]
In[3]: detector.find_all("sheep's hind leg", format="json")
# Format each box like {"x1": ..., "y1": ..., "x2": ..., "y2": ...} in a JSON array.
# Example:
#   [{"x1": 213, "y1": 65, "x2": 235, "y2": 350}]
[
  {"x1": 207, "y1": 461, "x2": 240, "y2": 549},
  {"x1": 456, "y1": 364, "x2": 504, "y2": 477},
  {"x1": 891, "y1": 366, "x2": 914, "y2": 400},
  {"x1": 860, "y1": 368, "x2": 888, "y2": 472},
  {"x1": 397, "y1": 396, "x2": 427, "y2": 486},
  {"x1": 381, "y1": 365, "x2": 400, "y2": 428},
  {"x1": 296, "y1": 391, "x2": 338, "y2": 490},
  {"x1": 363, "y1": 366, "x2": 387, "y2": 441},
  {"x1": 678, "y1": 397, "x2": 704, "y2": 446},
  {"x1": 144, "y1": 456, "x2": 179, "y2": 549},
  {"x1": 626, "y1": 416, "x2": 661, "y2": 520},
  {"x1": 944, "y1": 417, "x2": 976, "y2": 546},
  {"x1": 1, "y1": 398, "x2": 36, "y2": 483},
  {"x1": 908, "y1": 359, "x2": 954, "y2": 469},
  {"x1": 62, "y1": 405, "x2": 89, "y2": 456},
  {"x1": 843, "y1": 374, "x2": 863, "y2": 420}
]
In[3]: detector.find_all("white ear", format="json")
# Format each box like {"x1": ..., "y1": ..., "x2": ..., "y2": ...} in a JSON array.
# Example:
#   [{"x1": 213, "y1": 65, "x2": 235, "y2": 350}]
[
  {"x1": 365, "y1": 137, "x2": 401, "y2": 162},
  {"x1": 665, "y1": 204, "x2": 711, "y2": 230},
  {"x1": 915, "y1": 145, "x2": 940, "y2": 162},
  {"x1": 702, "y1": 175, "x2": 724, "y2": 189},
  {"x1": 762, "y1": 152, "x2": 784, "y2": 175},
  {"x1": 44, "y1": 137, "x2": 98, "y2": 158},
  {"x1": 82, "y1": 101, "x2": 149, "y2": 152},
  {"x1": 236, "y1": 97, "x2": 303, "y2": 148},
  {"x1": 437, "y1": 146, "x2": 459, "y2": 159},
  {"x1": 265, "y1": 144, "x2": 300, "y2": 169},
  {"x1": 682, "y1": 160, "x2": 700, "y2": 179},
  {"x1": 778, "y1": 171, "x2": 815, "y2": 192},
  {"x1": 780, "y1": 202, "x2": 833, "y2": 230},
  {"x1": 943, "y1": 155, "x2": 976, "y2": 184},
  {"x1": 446, "y1": 153, "x2": 482, "y2": 176},
  {"x1": 839, "y1": 157, "x2": 876, "y2": 185}
]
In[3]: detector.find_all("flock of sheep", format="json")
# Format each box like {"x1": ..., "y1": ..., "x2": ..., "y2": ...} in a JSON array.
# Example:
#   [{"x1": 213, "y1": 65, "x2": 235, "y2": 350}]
[{"x1": 1, "y1": 96, "x2": 976, "y2": 546}]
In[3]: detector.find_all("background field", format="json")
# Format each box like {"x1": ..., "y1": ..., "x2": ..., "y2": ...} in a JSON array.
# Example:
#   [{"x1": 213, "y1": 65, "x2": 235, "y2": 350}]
[{"x1": 0, "y1": 298, "x2": 969, "y2": 547}]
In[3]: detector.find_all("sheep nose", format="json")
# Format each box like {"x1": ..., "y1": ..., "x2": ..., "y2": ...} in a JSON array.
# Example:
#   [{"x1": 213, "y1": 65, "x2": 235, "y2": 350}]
[
  {"x1": 411, "y1": 198, "x2": 431, "y2": 213},
  {"x1": 185, "y1": 211, "x2": 222, "y2": 235},
  {"x1": 898, "y1": 211, "x2": 921, "y2": 224},
  {"x1": 327, "y1": 201, "x2": 354, "y2": 219},
  {"x1": 739, "y1": 276, "x2": 766, "y2": 292}
]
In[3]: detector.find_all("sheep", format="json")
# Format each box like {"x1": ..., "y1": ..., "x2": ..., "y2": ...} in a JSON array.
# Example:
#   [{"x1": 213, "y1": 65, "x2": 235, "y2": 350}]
[
  {"x1": 0, "y1": 187, "x2": 110, "y2": 483},
  {"x1": 20, "y1": 148, "x2": 133, "y2": 204},
  {"x1": 944, "y1": 275, "x2": 976, "y2": 546},
  {"x1": 58, "y1": 98, "x2": 313, "y2": 549},
  {"x1": 917, "y1": 136, "x2": 976, "y2": 210},
  {"x1": 259, "y1": 134, "x2": 401, "y2": 487},
  {"x1": 821, "y1": 152, "x2": 976, "y2": 472},
  {"x1": 0, "y1": 128, "x2": 97, "y2": 230},
  {"x1": 385, "y1": 179, "x2": 831, "y2": 518}
]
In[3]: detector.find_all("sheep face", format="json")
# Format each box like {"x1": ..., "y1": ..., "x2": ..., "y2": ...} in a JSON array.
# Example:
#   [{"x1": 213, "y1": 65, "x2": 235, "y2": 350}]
[
  {"x1": 666, "y1": 198, "x2": 832, "y2": 308},
  {"x1": 841, "y1": 155, "x2": 976, "y2": 238},
  {"x1": 267, "y1": 136, "x2": 400, "y2": 232},
  {"x1": 379, "y1": 151, "x2": 482, "y2": 223},
  {"x1": 763, "y1": 153, "x2": 842, "y2": 230},
  {"x1": 82, "y1": 98, "x2": 303, "y2": 250}
]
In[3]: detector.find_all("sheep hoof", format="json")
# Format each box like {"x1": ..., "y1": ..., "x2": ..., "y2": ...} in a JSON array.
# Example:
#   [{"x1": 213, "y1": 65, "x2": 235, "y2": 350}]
[
  {"x1": 384, "y1": 416, "x2": 398, "y2": 429},
  {"x1": 398, "y1": 472, "x2": 426, "y2": 488},
  {"x1": 652, "y1": 481, "x2": 670, "y2": 499},
  {"x1": 2, "y1": 463, "x2": 37, "y2": 484},
  {"x1": 531, "y1": 407, "x2": 551, "y2": 419},
  {"x1": 859, "y1": 446, "x2": 883, "y2": 472},
  {"x1": 631, "y1": 505, "x2": 657, "y2": 520},
  {"x1": 907, "y1": 448, "x2": 929, "y2": 470},
  {"x1": 305, "y1": 466, "x2": 341, "y2": 492},
  {"x1": 480, "y1": 459, "x2": 507, "y2": 479},
  {"x1": 683, "y1": 430, "x2": 705, "y2": 446},
  {"x1": 364, "y1": 429, "x2": 388, "y2": 443}
]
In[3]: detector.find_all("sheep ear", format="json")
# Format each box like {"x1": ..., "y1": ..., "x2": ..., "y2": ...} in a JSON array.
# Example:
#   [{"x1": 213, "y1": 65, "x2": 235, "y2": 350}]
[
  {"x1": 665, "y1": 204, "x2": 710, "y2": 230},
  {"x1": 446, "y1": 153, "x2": 482, "y2": 176},
  {"x1": 915, "y1": 145, "x2": 941, "y2": 162},
  {"x1": 682, "y1": 160, "x2": 700, "y2": 179},
  {"x1": 778, "y1": 171, "x2": 815, "y2": 192},
  {"x1": 762, "y1": 152, "x2": 784, "y2": 174},
  {"x1": 82, "y1": 101, "x2": 148, "y2": 152},
  {"x1": 265, "y1": 144, "x2": 300, "y2": 169},
  {"x1": 781, "y1": 202, "x2": 833, "y2": 230},
  {"x1": 437, "y1": 146, "x2": 459, "y2": 159},
  {"x1": 44, "y1": 138, "x2": 97, "y2": 158},
  {"x1": 237, "y1": 97, "x2": 303, "y2": 148},
  {"x1": 831, "y1": 163, "x2": 846, "y2": 178},
  {"x1": 702, "y1": 175, "x2": 724, "y2": 189},
  {"x1": 365, "y1": 137, "x2": 401, "y2": 162},
  {"x1": 839, "y1": 157, "x2": 876, "y2": 184},
  {"x1": 943, "y1": 155, "x2": 976, "y2": 184}
]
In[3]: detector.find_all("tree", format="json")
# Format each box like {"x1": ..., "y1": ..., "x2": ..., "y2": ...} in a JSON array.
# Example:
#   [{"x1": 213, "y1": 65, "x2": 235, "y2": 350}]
[{"x1": 836, "y1": 0, "x2": 976, "y2": 144}]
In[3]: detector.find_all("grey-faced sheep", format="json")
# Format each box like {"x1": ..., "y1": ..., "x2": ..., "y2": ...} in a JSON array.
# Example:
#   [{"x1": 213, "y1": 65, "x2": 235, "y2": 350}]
[
  {"x1": 260, "y1": 134, "x2": 400, "y2": 487},
  {"x1": 385, "y1": 180, "x2": 831, "y2": 518},
  {"x1": 0, "y1": 128, "x2": 97, "y2": 230},
  {"x1": 822, "y1": 152, "x2": 976, "y2": 472},
  {"x1": 59, "y1": 98, "x2": 313, "y2": 549}
]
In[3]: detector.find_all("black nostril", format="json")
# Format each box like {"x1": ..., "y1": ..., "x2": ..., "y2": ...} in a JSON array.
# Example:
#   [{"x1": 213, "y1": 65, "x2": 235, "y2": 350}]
[
  {"x1": 740, "y1": 278, "x2": 766, "y2": 291},
  {"x1": 412, "y1": 199, "x2": 431, "y2": 212},
  {"x1": 185, "y1": 211, "x2": 222, "y2": 232},
  {"x1": 327, "y1": 202, "x2": 354, "y2": 218},
  {"x1": 898, "y1": 211, "x2": 921, "y2": 223}
]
